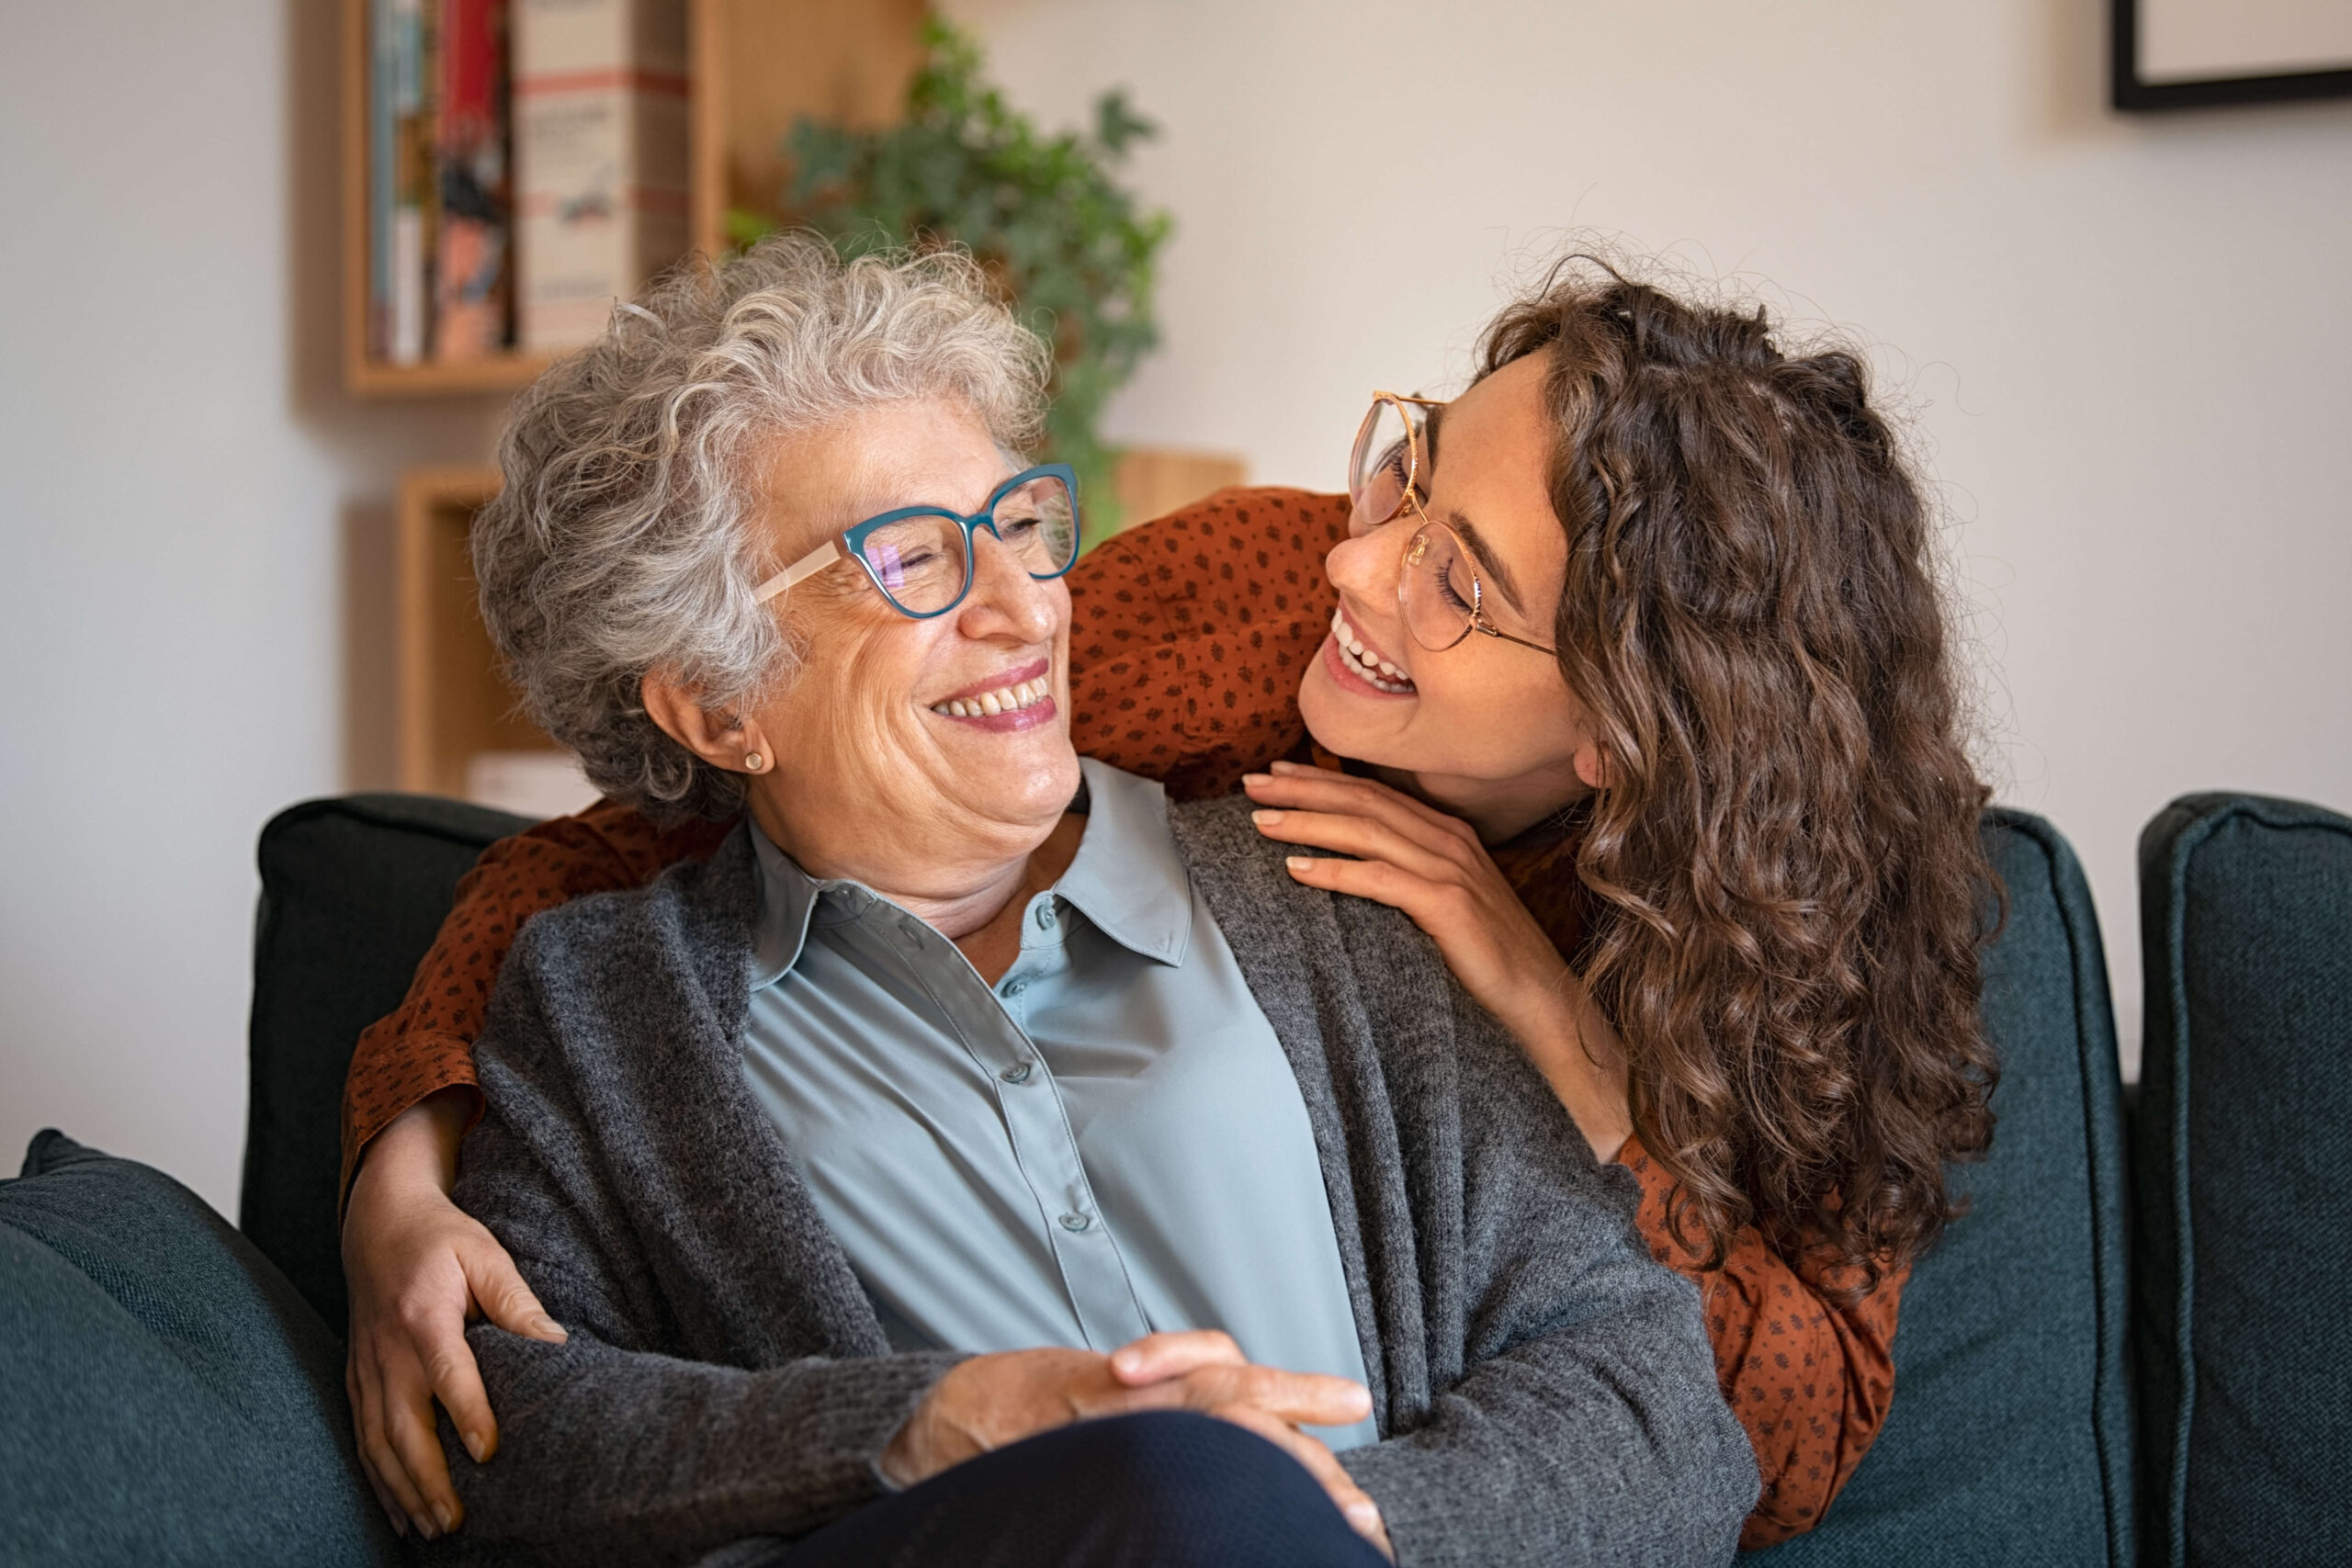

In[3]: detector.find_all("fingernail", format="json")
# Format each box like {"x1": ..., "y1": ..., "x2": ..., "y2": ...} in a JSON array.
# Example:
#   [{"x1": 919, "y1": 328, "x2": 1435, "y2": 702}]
[
  {"x1": 532, "y1": 1314, "x2": 568, "y2": 1341},
  {"x1": 1251, "y1": 809, "x2": 1283, "y2": 825},
  {"x1": 1286, "y1": 856, "x2": 1314, "y2": 872},
  {"x1": 415, "y1": 1517, "x2": 438, "y2": 1541},
  {"x1": 463, "y1": 1428, "x2": 487, "y2": 1462},
  {"x1": 1270, "y1": 760, "x2": 1298, "y2": 773},
  {"x1": 1242, "y1": 773, "x2": 1272, "y2": 785},
  {"x1": 434, "y1": 1502, "x2": 458, "y2": 1535},
  {"x1": 1110, "y1": 1348, "x2": 1139, "y2": 1374},
  {"x1": 1347, "y1": 1501, "x2": 1381, "y2": 1529}
]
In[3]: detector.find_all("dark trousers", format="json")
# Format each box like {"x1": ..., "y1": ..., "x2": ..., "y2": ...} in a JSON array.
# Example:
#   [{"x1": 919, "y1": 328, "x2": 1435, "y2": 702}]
[{"x1": 774, "y1": 1412, "x2": 1390, "y2": 1568}]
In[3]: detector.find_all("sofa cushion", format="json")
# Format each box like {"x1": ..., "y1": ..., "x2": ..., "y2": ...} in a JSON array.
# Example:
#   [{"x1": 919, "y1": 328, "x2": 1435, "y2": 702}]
[
  {"x1": 2133, "y1": 793, "x2": 2352, "y2": 1568},
  {"x1": 1752, "y1": 810, "x2": 2134, "y2": 1566},
  {"x1": 243, "y1": 794, "x2": 530, "y2": 1333},
  {"x1": 0, "y1": 1131, "x2": 401, "y2": 1565}
]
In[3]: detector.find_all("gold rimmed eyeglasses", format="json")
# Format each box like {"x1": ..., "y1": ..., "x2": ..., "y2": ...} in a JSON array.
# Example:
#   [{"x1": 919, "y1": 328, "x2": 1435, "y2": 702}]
[{"x1": 1349, "y1": 392, "x2": 1557, "y2": 658}]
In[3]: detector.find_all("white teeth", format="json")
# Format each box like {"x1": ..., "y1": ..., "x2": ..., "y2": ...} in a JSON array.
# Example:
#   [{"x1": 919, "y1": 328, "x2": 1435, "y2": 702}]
[
  {"x1": 930, "y1": 673, "x2": 1054, "y2": 717},
  {"x1": 1329, "y1": 609, "x2": 1415, "y2": 694}
]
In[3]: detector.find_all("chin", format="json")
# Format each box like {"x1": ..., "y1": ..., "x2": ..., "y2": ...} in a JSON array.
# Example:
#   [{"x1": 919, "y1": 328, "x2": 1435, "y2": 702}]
[
  {"x1": 1298, "y1": 660, "x2": 1402, "y2": 771},
  {"x1": 950, "y1": 724, "x2": 1082, "y2": 817}
]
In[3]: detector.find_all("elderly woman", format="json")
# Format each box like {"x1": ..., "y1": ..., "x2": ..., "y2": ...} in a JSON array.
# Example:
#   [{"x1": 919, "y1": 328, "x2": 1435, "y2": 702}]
[{"x1": 417, "y1": 235, "x2": 1751, "y2": 1567}]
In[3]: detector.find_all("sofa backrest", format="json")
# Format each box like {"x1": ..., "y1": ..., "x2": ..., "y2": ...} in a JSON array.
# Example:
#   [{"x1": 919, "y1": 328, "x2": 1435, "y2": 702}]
[
  {"x1": 2133, "y1": 792, "x2": 2352, "y2": 1568},
  {"x1": 1754, "y1": 810, "x2": 2134, "y2": 1566},
  {"x1": 243, "y1": 793, "x2": 531, "y2": 1334},
  {"x1": 242, "y1": 795, "x2": 2137, "y2": 1564}
]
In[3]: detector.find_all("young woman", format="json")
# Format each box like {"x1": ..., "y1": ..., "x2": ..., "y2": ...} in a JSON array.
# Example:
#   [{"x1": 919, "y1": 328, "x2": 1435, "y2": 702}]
[{"x1": 339, "y1": 254, "x2": 1997, "y2": 1551}]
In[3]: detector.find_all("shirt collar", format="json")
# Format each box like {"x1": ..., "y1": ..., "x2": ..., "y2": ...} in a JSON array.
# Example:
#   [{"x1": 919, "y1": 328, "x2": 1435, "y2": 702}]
[
  {"x1": 748, "y1": 824, "x2": 831, "y2": 988},
  {"x1": 1054, "y1": 757, "x2": 1192, "y2": 968},
  {"x1": 747, "y1": 756, "x2": 1192, "y2": 989}
]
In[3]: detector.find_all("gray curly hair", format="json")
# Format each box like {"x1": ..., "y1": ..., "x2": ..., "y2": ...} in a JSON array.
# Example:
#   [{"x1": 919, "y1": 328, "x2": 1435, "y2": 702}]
[{"x1": 473, "y1": 232, "x2": 1053, "y2": 822}]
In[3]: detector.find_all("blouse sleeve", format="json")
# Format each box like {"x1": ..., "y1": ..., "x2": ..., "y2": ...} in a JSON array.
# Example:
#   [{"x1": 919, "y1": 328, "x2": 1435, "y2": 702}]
[
  {"x1": 336, "y1": 802, "x2": 731, "y2": 1201},
  {"x1": 1067, "y1": 486, "x2": 1350, "y2": 799},
  {"x1": 1616, "y1": 1134, "x2": 1907, "y2": 1549}
]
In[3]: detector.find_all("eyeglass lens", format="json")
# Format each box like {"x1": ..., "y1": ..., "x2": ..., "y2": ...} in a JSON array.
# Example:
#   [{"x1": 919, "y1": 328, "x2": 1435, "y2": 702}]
[
  {"x1": 855, "y1": 472, "x2": 1079, "y2": 615},
  {"x1": 1399, "y1": 526, "x2": 1483, "y2": 651},
  {"x1": 1350, "y1": 399, "x2": 1424, "y2": 536}
]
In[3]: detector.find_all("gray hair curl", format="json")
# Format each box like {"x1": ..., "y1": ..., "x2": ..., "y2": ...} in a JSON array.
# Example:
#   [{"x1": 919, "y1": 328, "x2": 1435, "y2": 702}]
[{"x1": 473, "y1": 232, "x2": 1052, "y2": 822}]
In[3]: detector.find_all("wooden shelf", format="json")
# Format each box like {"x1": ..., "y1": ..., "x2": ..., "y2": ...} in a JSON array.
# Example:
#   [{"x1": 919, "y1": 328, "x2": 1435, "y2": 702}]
[
  {"x1": 343, "y1": 0, "x2": 924, "y2": 400},
  {"x1": 351, "y1": 352, "x2": 559, "y2": 399},
  {"x1": 397, "y1": 466, "x2": 551, "y2": 795}
]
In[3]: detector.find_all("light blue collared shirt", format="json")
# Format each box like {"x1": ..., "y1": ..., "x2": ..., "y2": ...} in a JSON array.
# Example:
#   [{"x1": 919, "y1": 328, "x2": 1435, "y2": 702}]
[{"x1": 740, "y1": 758, "x2": 1375, "y2": 1449}]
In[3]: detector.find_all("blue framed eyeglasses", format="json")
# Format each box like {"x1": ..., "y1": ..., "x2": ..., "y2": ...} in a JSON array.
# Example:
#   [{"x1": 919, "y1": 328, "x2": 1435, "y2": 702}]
[{"x1": 752, "y1": 464, "x2": 1083, "y2": 619}]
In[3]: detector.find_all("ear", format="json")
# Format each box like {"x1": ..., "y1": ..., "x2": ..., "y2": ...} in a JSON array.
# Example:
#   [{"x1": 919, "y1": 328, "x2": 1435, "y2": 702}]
[
  {"x1": 640, "y1": 670, "x2": 775, "y2": 775},
  {"x1": 1571, "y1": 733, "x2": 1611, "y2": 793}
]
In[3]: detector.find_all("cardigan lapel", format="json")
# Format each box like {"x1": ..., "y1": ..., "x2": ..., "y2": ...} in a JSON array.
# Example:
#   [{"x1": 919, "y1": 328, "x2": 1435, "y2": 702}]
[
  {"x1": 1170, "y1": 795, "x2": 1441, "y2": 1433},
  {"x1": 599, "y1": 828, "x2": 893, "y2": 1366}
]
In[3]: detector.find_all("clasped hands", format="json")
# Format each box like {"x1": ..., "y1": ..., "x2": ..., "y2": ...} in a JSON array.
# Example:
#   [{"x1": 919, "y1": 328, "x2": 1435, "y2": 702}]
[{"x1": 884, "y1": 1330, "x2": 1390, "y2": 1557}]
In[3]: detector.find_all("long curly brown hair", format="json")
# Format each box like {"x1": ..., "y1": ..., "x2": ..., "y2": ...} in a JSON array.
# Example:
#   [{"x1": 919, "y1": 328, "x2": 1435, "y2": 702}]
[{"x1": 1479, "y1": 259, "x2": 2000, "y2": 1290}]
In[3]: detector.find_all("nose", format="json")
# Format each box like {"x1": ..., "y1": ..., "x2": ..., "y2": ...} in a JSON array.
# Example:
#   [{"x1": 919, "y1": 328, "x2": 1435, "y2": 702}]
[
  {"x1": 956, "y1": 527, "x2": 1059, "y2": 644},
  {"x1": 1325, "y1": 520, "x2": 1406, "y2": 607}
]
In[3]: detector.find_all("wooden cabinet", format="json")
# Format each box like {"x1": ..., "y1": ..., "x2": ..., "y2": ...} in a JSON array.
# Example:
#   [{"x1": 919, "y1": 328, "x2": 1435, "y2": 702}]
[{"x1": 396, "y1": 467, "x2": 545, "y2": 795}]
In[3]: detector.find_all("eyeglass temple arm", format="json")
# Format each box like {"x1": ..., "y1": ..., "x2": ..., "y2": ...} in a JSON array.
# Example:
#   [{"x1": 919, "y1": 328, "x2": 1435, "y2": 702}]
[{"x1": 752, "y1": 540, "x2": 846, "y2": 604}]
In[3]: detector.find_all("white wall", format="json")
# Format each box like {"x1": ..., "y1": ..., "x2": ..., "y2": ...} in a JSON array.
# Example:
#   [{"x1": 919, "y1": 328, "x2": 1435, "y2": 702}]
[
  {"x1": 0, "y1": 1, "x2": 2345, "y2": 1214},
  {"x1": 950, "y1": 0, "x2": 2352, "y2": 1074},
  {"x1": 0, "y1": 1, "x2": 501, "y2": 1214}
]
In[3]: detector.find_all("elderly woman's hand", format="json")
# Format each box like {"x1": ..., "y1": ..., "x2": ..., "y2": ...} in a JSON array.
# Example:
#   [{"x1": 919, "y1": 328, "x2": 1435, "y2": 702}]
[
  {"x1": 342, "y1": 1089, "x2": 568, "y2": 1540},
  {"x1": 883, "y1": 1331, "x2": 1390, "y2": 1558},
  {"x1": 1245, "y1": 761, "x2": 1632, "y2": 1163}
]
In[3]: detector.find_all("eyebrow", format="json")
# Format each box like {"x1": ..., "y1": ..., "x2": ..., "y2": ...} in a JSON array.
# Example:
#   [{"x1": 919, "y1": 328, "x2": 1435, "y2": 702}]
[{"x1": 1442, "y1": 511, "x2": 1526, "y2": 614}]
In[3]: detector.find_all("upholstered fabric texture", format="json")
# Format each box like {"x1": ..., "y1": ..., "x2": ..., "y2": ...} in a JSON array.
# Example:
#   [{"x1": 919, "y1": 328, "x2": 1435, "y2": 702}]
[
  {"x1": 2133, "y1": 793, "x2": 2352, "y2": 1568},
  {"x1": 244, "y1": 792, "x2": 529, "y2": 1330},
  {"x1": 242, "y1": 791, "x2": 2139, "y2": 1566},
  {"x1": 1753, "y1": 811, "x2": 2134, "y2": 1567},
  {"x1": 0, "y1": 1131, "x2": 401, "y2": 1566}
]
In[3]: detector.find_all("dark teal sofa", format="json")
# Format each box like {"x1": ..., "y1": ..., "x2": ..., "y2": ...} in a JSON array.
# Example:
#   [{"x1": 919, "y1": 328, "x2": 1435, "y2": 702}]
[{"x1": 3, "y1": 790, "x2": 2344, "y2": 1565}]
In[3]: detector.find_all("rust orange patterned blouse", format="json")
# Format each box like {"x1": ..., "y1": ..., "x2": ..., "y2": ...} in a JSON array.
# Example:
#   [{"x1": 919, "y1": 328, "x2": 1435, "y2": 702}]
[{"x1": 340, "y1": 486, "x2": 1900, "y2": 1548}]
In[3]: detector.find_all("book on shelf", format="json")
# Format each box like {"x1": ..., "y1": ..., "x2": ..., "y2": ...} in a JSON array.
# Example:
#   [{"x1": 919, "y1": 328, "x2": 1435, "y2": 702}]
[
  {"x1": 372, "y1": 0, "x2": 436, "y2": 366},
  {"x1": 433, "y1": 0, "x2": 513, "y2": 360},
  {"x1": 367, "y1": 0, "x2": 526, "y2": 368},
  {"x1": 513, "y1": 0, "x2": 690, "y2": 353}
]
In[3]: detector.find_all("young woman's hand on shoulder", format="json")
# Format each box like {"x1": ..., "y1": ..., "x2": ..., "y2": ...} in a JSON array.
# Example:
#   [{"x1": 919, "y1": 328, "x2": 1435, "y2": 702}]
[{"x1": 1245, "y1": 762, "x2": 1632, "y2": 1161}]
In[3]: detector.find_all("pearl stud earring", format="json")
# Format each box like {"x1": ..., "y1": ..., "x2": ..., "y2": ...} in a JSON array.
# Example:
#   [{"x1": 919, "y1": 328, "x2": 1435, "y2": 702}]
[{"x1": 743, "y1": 752, "x2": 763, "y2": 773}]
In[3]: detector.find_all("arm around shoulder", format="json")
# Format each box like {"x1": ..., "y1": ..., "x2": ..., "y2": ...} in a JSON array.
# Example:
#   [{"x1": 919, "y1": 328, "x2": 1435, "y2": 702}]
[
  {"x1": 439, "y1": 908, "x2": 961, "y2": 1568},
  {"x1": 338, "y1": 798, "x2": 731, "y2": 1202}
]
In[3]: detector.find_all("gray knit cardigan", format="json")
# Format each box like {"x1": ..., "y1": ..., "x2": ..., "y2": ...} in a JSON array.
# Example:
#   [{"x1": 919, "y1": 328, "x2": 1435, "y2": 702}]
[{"x1": 441, "y1": 795, "x2": 1757, "y2": 1567}]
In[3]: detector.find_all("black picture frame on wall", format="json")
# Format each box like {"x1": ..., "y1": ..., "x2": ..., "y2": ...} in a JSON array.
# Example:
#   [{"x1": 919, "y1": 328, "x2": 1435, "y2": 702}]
[{"x1": 2112, "y1": 0, "x2": 2352, "y2": 110}]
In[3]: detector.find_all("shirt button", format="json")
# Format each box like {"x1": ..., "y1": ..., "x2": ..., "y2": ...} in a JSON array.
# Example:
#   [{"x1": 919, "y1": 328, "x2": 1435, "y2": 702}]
[
  {"x1": 1001, "y1": 1061, "x2": 1034, "y2": 1084},
  {"x1": 1035, "y1": 904, "x2": 1056, "y2": 930},
  {"x1": 1001, "y1": 976, "x2": 1029, "y2": 998},
  {"x1": 1057, "y1": 1212, "x2": 1091, "y2": 1232}
]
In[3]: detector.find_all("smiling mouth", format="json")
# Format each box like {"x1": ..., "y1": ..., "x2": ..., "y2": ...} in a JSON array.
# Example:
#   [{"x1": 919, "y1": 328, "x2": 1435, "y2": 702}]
[
  {"x1": 1329, "y1": 609, "x2": 1417, "y2": 694},
  {"x1": 929, "y1": 661, "x2": 1054, "y2": 719}
]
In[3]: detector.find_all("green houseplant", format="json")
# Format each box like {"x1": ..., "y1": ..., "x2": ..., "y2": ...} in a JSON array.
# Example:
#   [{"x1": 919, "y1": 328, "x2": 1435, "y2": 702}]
[{"x1": 737, "y1": 19, "x2": 1172, "y2": 539}]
